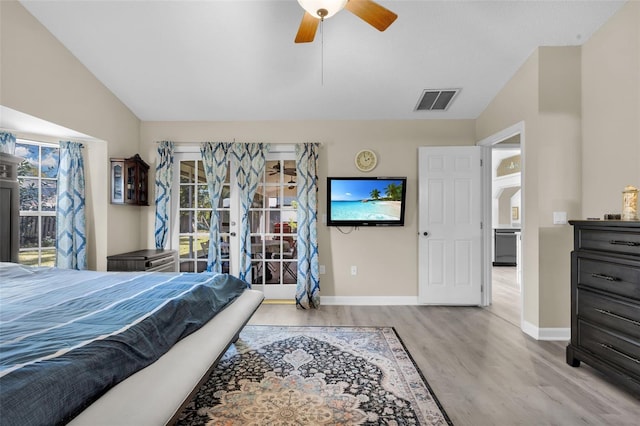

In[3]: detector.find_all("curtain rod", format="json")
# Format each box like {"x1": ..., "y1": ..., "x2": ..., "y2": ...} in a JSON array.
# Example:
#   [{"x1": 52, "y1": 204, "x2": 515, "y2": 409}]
[
  {"x1": 154, "y1": 139, "x2": 250, "y2": 144},
  {"x1": 154, "y1": 140, "x2": 321, "y2": 145}
]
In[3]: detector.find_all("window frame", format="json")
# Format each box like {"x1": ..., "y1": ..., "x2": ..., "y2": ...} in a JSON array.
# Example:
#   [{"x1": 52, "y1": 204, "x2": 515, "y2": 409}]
[{"x1": 16, "y1": 138, "x2": 59, "y2": 267}]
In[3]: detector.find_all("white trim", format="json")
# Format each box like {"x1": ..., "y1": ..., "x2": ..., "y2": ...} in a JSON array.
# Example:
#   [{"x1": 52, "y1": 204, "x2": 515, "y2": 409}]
[
  {"x1": 522, "y1": 321, "x2": 570, "y2": 341},
  {"x1": 321, "y1": 296, "x2": 419, "y2": 306},
  {"x1": 477, "y1": 121, "x2": 525, "y2": 330},
  {"x1": 477, "y1": 122, "x2": 524, "y2": 147}
]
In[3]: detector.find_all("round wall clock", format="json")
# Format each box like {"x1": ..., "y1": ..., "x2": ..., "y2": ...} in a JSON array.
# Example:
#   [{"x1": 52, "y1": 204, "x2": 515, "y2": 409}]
[{"x1": 355, "y1": 149, "x2": 377, "y2": 172}]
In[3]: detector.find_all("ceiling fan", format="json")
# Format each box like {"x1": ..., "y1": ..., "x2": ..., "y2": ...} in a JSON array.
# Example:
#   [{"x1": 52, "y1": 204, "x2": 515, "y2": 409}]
[
  {"x1": 269, "y1": 163, "x2": 297, "y2": 177},
  {"x1": 295, "y1": 0, "x2": 398, "y2": 43}
]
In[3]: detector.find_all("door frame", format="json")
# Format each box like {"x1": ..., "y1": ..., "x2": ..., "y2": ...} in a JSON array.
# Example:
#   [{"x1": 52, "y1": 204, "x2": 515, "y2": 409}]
[
  {"x1": 169, "y1": 144, "x2": 298, "y2": 299},
  {"x1": 477, "y1": 121, "x2": 525, "y2": 329}
]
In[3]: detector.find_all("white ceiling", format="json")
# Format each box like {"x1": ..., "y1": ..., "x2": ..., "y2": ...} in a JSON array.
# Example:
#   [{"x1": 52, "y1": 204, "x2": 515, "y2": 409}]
[{"x1": 19, "y1": 0, "x2": 625, "y2": 122}]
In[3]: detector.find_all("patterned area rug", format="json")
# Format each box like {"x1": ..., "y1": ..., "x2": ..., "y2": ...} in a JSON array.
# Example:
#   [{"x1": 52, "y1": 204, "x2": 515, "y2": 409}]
[{"x1": 176, "y1": 326, "x2": 452, "y2": 425}]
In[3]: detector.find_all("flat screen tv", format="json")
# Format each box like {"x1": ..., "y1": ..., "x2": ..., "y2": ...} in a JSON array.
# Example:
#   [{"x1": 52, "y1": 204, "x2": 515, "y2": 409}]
[{"x1": 327, "y1": 177, "x2": 407, "y2": 227}]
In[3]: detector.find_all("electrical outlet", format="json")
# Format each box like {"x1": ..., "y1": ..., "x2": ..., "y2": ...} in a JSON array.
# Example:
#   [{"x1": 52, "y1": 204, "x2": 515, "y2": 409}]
[
  {"x1": 319, "y1": 265, "x2": 326, "y2": 274},
  {"x1": 350, "y1": 266, "x2": 357, "y2": 276}
]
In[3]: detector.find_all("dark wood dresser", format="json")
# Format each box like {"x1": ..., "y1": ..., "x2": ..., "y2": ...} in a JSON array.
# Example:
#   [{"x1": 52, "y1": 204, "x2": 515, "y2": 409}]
[
  {"x1": 107, "y1": 249, "x2": 178, "y2": 272},
  {"x1": 566, "y1": 220, "x2": 640, "y2": 393}
]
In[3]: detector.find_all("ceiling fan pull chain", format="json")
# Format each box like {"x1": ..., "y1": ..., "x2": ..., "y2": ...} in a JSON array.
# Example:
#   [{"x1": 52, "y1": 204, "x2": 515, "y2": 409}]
[{"x1": 321, "y1": 19, "x2": 324, "y2": 86}]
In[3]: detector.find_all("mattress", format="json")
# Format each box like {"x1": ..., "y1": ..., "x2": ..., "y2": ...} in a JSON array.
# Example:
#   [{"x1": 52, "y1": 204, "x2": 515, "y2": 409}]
[{"x1": 0, "y1": 263, "x2": 248, "y2": 426}]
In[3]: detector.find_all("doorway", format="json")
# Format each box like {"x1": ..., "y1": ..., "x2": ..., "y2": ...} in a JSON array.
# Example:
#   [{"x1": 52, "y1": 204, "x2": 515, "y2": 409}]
[
  {"x1": 170, "y1": 147, "x2": 298, "y2": 300},
  {"x1": 479, "y1": 122, "x2": 525, "y2": 330}
]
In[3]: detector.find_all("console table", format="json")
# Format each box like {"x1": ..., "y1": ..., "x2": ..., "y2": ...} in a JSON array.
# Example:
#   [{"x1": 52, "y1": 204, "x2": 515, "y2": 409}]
[
  {"x1": 566, "y1": 220, "x2": 640, "y2": 393},
  {"x1": 107, "y1": 249, "x2": 178, "y2": 272}
]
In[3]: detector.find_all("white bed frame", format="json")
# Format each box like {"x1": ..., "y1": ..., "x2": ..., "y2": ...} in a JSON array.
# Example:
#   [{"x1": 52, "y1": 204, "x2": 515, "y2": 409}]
[{"x1": 68, "y1": 289, "x2": 264, "y2": 426}]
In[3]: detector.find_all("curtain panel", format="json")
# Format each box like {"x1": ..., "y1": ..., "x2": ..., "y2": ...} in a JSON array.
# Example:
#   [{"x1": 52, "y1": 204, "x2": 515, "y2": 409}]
[
  {"x1": 154, "y1": 141, "x2": 174, "y2": 249},
  {"x1": 201, "y1": 142, "x2": 231, "y2": 273},
  {"x1": 295, "y1": 143, "x2": 320, "y2": 309},
  {"x1": 56, "y1": 141, "x2": 87, "y2": 270},
  {"x1": 0, "y1": 132, "x2": 16, "y2": 155},
  {"x1": 231, "y1": 143, "x2": 270, "y2": 283}
]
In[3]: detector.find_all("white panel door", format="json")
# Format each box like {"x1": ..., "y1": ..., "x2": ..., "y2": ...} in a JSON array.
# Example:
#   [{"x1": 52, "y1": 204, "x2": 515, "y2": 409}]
[{"x1": 418, "y1": 146, "x2": 482, "y2": 305}]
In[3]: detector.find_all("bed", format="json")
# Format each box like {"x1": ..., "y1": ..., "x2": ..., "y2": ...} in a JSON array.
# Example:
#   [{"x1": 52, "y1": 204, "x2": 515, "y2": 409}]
[{"x1": 0, "y1": 262, "x2": 264, "y2": 426}]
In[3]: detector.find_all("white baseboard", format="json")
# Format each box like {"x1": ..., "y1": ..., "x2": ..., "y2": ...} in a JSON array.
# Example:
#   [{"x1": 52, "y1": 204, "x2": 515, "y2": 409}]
[
  {"x1": 321, "y1": 296, "x2": 419, "y2": 306},
  {"x1": 523, "y1": 320, "x2": 570, "y2": 341}
]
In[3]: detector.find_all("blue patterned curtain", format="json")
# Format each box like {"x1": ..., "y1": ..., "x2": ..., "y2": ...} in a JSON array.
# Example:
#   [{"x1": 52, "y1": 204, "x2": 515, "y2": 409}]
[
  {"x1": 154, "y1": 141, "x2": 174, "y2": 249},
  {"x1": 56, "y1": 141, "x2": 86, "y2": 270},
  {"x1": 295, "y1": 143, "x2": 320, "y2": 309},
  {"x1": 201, "y1": 142, "x2": 231, "y2": 273},
  {"x1": 231, "y1": 143, "x2": 270, "y2": 283},
  {"x1": 0, "y1": 132, "x2": 16, "y2": 155}
]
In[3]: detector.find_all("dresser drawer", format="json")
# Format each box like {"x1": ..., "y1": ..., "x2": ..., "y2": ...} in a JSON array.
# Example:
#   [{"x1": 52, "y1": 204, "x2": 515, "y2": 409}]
[
  {"x1": 578, "y1": 321, "x2": 640, "y2": 377},
  {"x1": 578, "y1": 290, "x2": 640, "y2": 339},
  {"x1": 578, "y1": 228, "x2": 640, "y2": 256},
  {"x1": 577, "y1": 257, "x2": 640, "y2": 300}
]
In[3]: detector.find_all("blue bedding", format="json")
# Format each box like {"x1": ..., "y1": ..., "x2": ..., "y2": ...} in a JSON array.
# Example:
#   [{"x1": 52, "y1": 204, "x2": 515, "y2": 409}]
[{"x1": 0, "y1": 263, "x2": 248, "y2": 426}]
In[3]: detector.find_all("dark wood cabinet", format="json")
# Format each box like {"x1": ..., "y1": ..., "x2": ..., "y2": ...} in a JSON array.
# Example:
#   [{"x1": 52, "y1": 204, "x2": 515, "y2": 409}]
[
  {"x1": 111, "y1": 154, "x2": 149, "y2": 205},
  {"x1": 107, "y1": 249, "x2": 177, "y2": 272},
  {"x1": 566, "y1": 220, "x2": 640, "y2": 393},
  {"x1": 0, "y1": 153, "x2": 22, "y2": 263}
]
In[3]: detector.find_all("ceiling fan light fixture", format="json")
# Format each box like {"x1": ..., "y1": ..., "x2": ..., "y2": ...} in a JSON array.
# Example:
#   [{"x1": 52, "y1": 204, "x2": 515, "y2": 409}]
[{"x1": 297, "y1": 0, "x2": 348, "y2": 20}]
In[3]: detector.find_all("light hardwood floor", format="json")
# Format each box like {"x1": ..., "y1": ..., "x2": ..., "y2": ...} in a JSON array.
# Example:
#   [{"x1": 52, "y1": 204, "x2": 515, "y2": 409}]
[
  {"x1": 484, "y1": 266, "x2": 521, "y2": 327},
  {"x1": 249, "y1": 300, "x2": 640, "y2": 425}
]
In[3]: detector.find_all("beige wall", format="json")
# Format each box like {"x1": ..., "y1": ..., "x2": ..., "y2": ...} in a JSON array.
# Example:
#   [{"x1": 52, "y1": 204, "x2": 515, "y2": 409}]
[
  {"x1": 476, "y1": 51, "x2": 542, "y2": 327},
  {"x1": 582, "y1": 0, "x2": 640, "y2": 218},
  {"x1": 0, "y1": 1, "x2": 142, "y2": 269},
  {"x1": 140, "y1": 120, "x2": 475, "y2": 297},
  {"x1": 477, "y1": 0, "x2": 639, "y2": 330},
  {"x1": 477, "y1": 46, "x2": 582, "y2": 329}
]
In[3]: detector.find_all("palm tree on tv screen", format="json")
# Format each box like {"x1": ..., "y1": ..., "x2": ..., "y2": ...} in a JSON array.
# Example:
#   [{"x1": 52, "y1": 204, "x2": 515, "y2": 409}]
[{"x1": 385, "y1": 183, "x2": 402, "y2": 201}]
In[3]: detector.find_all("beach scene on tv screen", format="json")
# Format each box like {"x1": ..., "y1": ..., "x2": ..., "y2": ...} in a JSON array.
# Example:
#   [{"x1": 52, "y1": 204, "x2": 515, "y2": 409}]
[{"x1": 330, "y1": 179, "x2": 404, "y2": 221}]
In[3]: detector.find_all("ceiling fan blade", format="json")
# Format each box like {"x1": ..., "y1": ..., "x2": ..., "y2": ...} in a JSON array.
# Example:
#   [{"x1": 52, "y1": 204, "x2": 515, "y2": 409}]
[
  {"x1": 295, "y1": 12, "x2": 320, "y2": 43},
  {"x1": 345, "y1": 0, "x2": 397, "y2": 32}
]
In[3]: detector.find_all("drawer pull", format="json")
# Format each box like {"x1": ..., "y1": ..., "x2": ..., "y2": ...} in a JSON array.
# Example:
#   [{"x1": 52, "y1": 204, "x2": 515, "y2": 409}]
[
  {"x1": 600, "y1": 344, "x2": 640, "y2": 364},
  {"x1": 591, "y1": 273, "x2": 618, "y2": 282},
  {"x1": 594, "y1": 308, "x2": 640, "y2": 326},
  {"x1": 609, "y1": 240, "x2": 640, "y2": 247}
]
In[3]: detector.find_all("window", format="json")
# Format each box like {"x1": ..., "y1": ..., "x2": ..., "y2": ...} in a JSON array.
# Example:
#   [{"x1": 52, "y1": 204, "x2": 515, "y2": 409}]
[{"x1": 15, "y1": 140, "x2": 59, "y2": 266}]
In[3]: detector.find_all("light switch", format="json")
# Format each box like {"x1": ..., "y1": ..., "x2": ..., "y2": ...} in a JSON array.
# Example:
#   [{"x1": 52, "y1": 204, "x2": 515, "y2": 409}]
[{"x1": 553, "y1": 211, "x2": 567, "y2": 225}]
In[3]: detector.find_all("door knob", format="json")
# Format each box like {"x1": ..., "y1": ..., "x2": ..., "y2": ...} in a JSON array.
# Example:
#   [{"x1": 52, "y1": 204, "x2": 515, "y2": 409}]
[{"x1": 423, "y1": 232, "x2": 429, "y2": 236}]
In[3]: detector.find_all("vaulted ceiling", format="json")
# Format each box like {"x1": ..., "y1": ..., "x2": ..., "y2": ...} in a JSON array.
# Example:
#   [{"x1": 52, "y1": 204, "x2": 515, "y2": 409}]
[{"x1": 19, "y1": 0, "x2": 625, "y2": 121}]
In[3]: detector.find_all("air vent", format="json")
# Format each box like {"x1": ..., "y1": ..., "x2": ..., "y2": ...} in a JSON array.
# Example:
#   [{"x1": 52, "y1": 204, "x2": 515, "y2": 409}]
[{"x1": 415, "y1": 89, "x2": 460, "y2": 111}]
